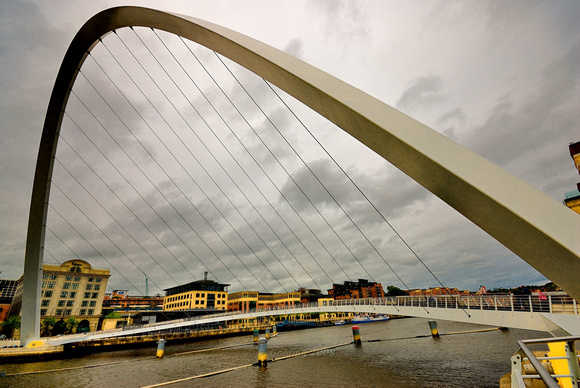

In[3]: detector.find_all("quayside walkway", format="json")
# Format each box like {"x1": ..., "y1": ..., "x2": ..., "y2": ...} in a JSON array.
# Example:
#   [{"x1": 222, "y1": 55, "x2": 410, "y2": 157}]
[{"x1": 45, "y1": 293, "x2": 579, "y2": 346}]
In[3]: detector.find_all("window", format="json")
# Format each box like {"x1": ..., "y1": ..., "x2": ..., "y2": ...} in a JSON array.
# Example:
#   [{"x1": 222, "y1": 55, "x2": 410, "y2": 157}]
[
  {"x1": 96, "y1": 277, "x2": 102, "y2": 283},
  {"x1": 63, "y1": 283, "x2": 71, "y2": 289},
  {"x1": 195, "y1": 300, "x2": 199, "y2": 305},
  {"x1": 58, "y1": 300, "x2": 66, "y2": 307},
  {"x1": 41, "y1": 300, "x2": 50, "y2": 307},
  {"x1": 88, "y1": 277, "x2": 94, "y2": 282},
  {"x1": 89, "y1": 301, "x2": 96, "y2": 307},
  {"x1": 80, "y1": 309, "x2": 86, "y2": 315},
  {"x1": 42, "y1": 274, "x2": 49, "y2": 280},
  {"x1": 72, "y1": 283, "x2": 79, "y2": 290},
  {"x1": 92, "y1": 293, "x2": 98, "y2": 299},
  {"x1": 47, "y1": 282, "x2": 55, "y2": 289},
  {"x1": 44, "y1": 291, "x2": 53, "y2": 298},
  {"x1": 60, "y1": 291, "x2": 68, "y2": 298},
  {"x1": 66, "y1": 300, "x2": 74, "y2": 307},
  {"x1": 64, "y1": 309, "x2": 71, "y2": 315},
  {"x1": 69, "y1": 292, "x2": 76, "y2": 298},
  {"x1": 49, "y1": 275, "x2": 57, "y2": 280},
  {"x1": 41, "y1": 281, "x2": 46, "y2": 288},
  {"x1": 84, "y1": 292, "x2": 91, "y2": 299},
  {"x1": 88, "y1": 309, "x2": 94, "y2": 315},
  {"x1": 65, "y1": 276, "x2": 72, "y2": 281},
  {"x1": 86, "y1": 284, "x2": 93, "y2": 290},
  {"x1": 55, "y1": 309, "x2": 63, "y2": 316},
  {"x1": 40, "y1": 309, "x2": 47, "y2": 316},
  {"x1": 81, "y1": 301, "x2": 88, "y2": 307},
  {"x1": 94, "y1": 284, "x2": 100, "y2": 290},
  {"x1": 74, "y1": 276, "x2": 81, "y2": 282},
  {"x1": 196, "y1": 293, "x2": 200, "y2": 298}
]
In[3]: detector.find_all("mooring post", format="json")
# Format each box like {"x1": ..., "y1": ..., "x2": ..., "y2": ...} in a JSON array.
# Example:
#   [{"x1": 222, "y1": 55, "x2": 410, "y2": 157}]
[
  {"x1": 156, "y1": 338, "x2": 166, "y2": 358},
  {"x1": 351, "y1": 325, "x2": 361, "y2": 346},
  {"x1": 257, "y1": 337, "x2": 268, "y2": 367},
  {"x1": 272, "y1": 324, "x2": 277, "y2": 336},
  {"x1": 428, "y1": 320, "x2": 440, "y2": 338},
  {"x1": 253, "y1": 329, "x2": 259, "y2": 343},
  {"x1": 265, "y1": 327, "x2": 271, "y2": 339}
]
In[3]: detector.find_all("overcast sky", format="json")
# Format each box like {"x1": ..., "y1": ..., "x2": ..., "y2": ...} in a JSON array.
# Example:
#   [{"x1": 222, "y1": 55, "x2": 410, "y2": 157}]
[{"x1": 1, "y1": 0, "x2": 578, "y2": 296}]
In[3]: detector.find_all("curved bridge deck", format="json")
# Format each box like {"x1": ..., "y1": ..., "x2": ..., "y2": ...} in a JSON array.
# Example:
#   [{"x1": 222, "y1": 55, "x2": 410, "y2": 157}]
[{"x1": 47, "y1": 294, "x2": 579, "y2": 346}]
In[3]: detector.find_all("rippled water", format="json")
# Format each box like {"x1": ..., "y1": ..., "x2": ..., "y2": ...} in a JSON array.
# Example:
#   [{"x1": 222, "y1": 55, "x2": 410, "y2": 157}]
[{"x1": 1, "y1": 317, "x2": 549, "y2": 387}]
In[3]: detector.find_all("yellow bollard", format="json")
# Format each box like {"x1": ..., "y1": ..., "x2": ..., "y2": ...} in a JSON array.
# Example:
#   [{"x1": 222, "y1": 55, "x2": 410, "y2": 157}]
[
  {"x1": 351, "y1": 325, "x2": 361, "y2": 346},
  {"x1": 265, "y1": 327, "x2": 271, "y2": 339},
  {"x1": 272, "y1": 325, "x2": 277, "y2": 336},
  {"x1": 253, "y1": 329, "x2": 259, "y2": 343},
  {"x1": 428, "y1": 320, "x2": 439, "y2": 338},
  {"x1": 156, "y1": 338, "x2": 166, "y2": 358},
  {"x1": 257, "y1": 337, "x2": 268, "y2": 367}
]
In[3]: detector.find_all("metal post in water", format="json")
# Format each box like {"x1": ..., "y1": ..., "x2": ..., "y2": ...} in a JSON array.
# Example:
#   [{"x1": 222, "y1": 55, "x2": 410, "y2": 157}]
[
  {"x1": 265, "y1": 327, "x2": 271, "y2": 339},
  {"x1": 253, "y1": 329, "x2": 259, "y2": 343},
  {"x1": 156, "y1": 338, "x2": 166, "y2": 358},
  {"x1": 272, "y1": 324, "x2": 277, "y2": 336},
  {"x1": 257, "y1": 337, "x2": 268, "y2": 367},
  {"x1": 351, "y1": 325, "x2": 361, "y2": 346},
  {"x1": 428, "y1": 320, "x2": 440, "y2": 338}
]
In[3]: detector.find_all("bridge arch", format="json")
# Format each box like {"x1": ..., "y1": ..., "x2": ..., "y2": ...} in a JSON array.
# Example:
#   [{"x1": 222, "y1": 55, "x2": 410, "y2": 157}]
[{"x1": 22, "y1": 6, "x2": 580, "y2": 345}]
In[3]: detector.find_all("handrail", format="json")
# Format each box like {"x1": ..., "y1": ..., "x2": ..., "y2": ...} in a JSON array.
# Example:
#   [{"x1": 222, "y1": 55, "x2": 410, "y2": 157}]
[{"x1": 512, "y1": 336, "x2": 580, "y2": 388}]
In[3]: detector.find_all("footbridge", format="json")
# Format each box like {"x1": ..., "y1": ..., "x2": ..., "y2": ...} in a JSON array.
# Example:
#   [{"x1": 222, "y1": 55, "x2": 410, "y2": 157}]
[
  {"x1": 46, "y1": 293, "x2": 579, "y2": 346},
  {"x1": 19, "y1": 6, "x2": 580, "y2": 347}
]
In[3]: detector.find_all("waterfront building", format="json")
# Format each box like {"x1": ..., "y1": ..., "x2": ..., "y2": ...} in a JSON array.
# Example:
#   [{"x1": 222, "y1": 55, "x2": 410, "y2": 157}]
[
  {"x1": 408, "y1": 287, "x2": 470, "y2": 296},
  {"x1": 227, "y1": 290, "x2": 301, "y2": 312},
  {"x1": 103, "y1": 290, "x2": 164, "y2": 310},
  {"x1": 0, "y1": 279, "x2": 18, "y2": 322},
  {"x1": 564, "y1": 141, "x2": 580, "y2": 214},
  {"x1": 9, "y1": 259, "x2": 110, "y2": 333},
  {"x1": 163, "y1": 273, "x2": 229, "y2": 311},
  {"x1": 328, "y1": 279, "x2": 385, "y2": 300}
]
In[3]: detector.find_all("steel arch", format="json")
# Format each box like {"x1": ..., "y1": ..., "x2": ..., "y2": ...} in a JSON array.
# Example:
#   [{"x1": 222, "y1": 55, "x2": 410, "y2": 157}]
[{"x1": 22, "y1": 6, "x2": 580, "y2": 345}]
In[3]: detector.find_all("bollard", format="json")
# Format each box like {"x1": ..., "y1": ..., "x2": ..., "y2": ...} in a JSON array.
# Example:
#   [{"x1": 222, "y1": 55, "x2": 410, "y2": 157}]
[
  {"x1": 351, "y1": 325, "x2": 361, "y2": 346},
  {"x1": 265, "y1": 327, "x2": 271, "y2": 339},
  {"x1": 428, "y1": 320, "x2": 440, "y2": 338},
  {"x1": 156, "y1": 338, "x2": 166, "y2": 358},
  {"x1": 257, "y1": 337, "x2": 268, "y2": 367},
  {"x1": 253, "y1": 329, "x2": 259, "y2": 343},
  {"x1": 272, "y1": 325, "x2": 277, "y2": 336}
]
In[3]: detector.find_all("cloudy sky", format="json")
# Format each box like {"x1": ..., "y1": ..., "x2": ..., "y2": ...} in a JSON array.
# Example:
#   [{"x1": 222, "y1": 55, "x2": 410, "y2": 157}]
[{"x1": 1, "y1": 0, "x2": 578, "y2": 296}]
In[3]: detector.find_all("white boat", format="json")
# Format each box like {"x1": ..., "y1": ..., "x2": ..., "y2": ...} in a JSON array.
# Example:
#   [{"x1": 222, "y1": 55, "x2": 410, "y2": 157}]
[
  {"x1": 351, "y1": 315, "x2": 389, "y2": 324},
  {"x1": 334, "y1": 320, "x2": 345, "y2": 326}
]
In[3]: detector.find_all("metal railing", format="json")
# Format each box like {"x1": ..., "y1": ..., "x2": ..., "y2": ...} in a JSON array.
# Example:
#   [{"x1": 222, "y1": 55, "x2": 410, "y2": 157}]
[{"x1": 511, "y1": 336, "x2": 580, "y2": 388}]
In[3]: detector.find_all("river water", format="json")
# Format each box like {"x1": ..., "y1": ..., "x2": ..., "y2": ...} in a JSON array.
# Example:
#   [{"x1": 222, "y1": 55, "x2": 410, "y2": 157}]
[{"x1": 1, "y1": 318, "x2": 549, "y2": 387}]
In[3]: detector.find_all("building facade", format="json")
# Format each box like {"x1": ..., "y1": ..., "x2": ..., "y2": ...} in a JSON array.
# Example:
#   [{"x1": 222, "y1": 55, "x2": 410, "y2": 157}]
[
  {"x1": 163, "y1": 275, "x2": 229, "y2": 312},
  {"x1": 0, "y1": 279, "x2": 18, "y2": 322},
  {"x1": 9, "y1": 259, "x2": 110, "y2": 333},
  {"x1": 227, "y1": 290, "x2": 301, "y2": 312},
  {"x1": 564, "y1": 141, "x2": 580, "y2": 214},
  {"x1": 328, "y1": 279, "x2": 385, "y2": 299},
  {"x1": 103, "y1": 290, "x2": 164, "y2": 310}
]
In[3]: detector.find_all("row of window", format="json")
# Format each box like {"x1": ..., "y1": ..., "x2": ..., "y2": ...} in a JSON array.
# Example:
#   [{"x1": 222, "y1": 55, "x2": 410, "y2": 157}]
[
  {"x1": 165, "y1": 292, "x2": 227, "y2": 303},
  {"x1": 40, "y1": 290, "x2": 100, "y2": 299},
  {"x1": 42, "y1": 299, "x2": 98, "y2": 308},
  {"x1": 40, "y1": 309, "x2": 95, "y2": 316},
  {"x1": 41, "y1": 282, "x2": 101, "y2": 291},
  {"x1": 42, "y1": 274, "x2": 102, "y2": 282},
  {"x1": 166, "y1": 299, "x2": 226, "y2": 309}
]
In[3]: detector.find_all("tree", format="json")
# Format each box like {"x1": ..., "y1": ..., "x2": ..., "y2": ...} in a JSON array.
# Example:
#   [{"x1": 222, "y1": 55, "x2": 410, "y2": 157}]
[
  {"x1": 0, "y1": 315, "x2": 21, "y2": 338},
  {"x1": 41, "y1": 316, "x2": 57, "y2": 337},
  {"x1": 65, "y1": 317, "x2": 79, "y2": 334},
  {"x1": 104, "y1": 311, "x2": 122, "y2": 319},
  {"x1": 386, "y1": 286, "x2": 408, "y2": 297}
]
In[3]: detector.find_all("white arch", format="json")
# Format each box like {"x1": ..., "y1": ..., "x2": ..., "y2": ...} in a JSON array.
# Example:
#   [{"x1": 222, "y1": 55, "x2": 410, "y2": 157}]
[{"x1": 22, "y1": 6, "x2": 580, "y2": 345}]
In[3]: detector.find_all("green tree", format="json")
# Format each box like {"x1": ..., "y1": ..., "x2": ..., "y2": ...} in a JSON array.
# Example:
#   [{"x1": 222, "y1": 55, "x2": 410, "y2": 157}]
[
  {"x1": 104, "y1": 311, "x2": 122, "y2": 319},
  {"x1": 386, "y1": 286, "x2": 408, "y2": 297},
  {"x1": 41, "y1": 316, "x2": 57, "y2": 337},
  {"x1": 65, "y1": 317, "x2": 79, "y2": 334},
  {"x1": 0, "y1": 315, "x2": 21, "y2": 338}
]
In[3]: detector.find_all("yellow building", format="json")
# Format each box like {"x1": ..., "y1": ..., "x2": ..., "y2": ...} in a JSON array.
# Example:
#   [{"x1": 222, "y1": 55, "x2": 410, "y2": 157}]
[
  {"x1": 10, "y1": 259, "x2": 110, "y2": 333},
  {"x1": 227, "y1": 291, "x2": 301, "y2": 312},
  {"x1": 163, "y1": 275, "x2": 229, "y2": 311}
]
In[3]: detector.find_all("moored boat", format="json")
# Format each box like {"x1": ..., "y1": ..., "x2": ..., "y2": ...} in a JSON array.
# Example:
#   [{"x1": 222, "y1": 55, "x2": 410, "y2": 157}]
[{"x1": 351, "y1": 315, "x2": 389, "y2": 324}]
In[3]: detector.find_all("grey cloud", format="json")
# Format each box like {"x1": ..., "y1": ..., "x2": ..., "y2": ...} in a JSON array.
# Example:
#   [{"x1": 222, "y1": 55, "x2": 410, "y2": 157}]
[{"x1": 396, "y1": 74, "x2": 447, "y2": 112}]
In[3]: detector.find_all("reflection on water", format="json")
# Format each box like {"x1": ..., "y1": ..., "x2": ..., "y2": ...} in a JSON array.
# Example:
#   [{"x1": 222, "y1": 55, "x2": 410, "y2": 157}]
[{"x1": 1, "y1": 317, "x2": 549, "y2": 387}]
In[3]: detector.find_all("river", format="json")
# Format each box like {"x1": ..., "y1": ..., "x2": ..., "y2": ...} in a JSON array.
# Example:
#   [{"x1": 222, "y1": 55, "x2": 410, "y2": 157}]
[{"x1": 1, "y1": 317, "x2": 549, "y2": 387}]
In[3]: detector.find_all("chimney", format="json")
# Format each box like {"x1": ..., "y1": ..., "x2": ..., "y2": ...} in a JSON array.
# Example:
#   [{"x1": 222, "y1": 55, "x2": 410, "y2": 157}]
[{"x1": 204, "y1": 271, "x2": 208, "y2": 281}]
